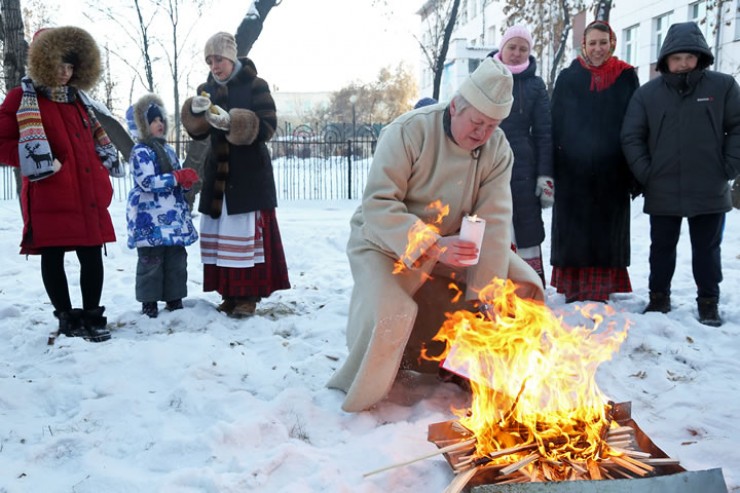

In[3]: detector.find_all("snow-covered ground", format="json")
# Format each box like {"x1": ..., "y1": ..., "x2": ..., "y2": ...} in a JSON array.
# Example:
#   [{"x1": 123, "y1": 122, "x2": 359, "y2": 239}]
[{"x1": 1, "y1": 196, "x2": 738, "y2": 492}]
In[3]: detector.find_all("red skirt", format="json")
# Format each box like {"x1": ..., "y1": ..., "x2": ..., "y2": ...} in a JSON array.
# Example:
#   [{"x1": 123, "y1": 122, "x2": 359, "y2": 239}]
[
  {"x1": 550, "y1": 266, "x2": 631, "y2": 302},
  {"x1": 203, "y1": 209, "x2": 290, "y2": 298}
]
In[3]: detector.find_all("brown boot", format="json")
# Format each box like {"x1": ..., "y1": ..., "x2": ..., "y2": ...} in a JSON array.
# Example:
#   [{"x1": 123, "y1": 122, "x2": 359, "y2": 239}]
[
  {"x1": 216, "y1": 297, "x2": 236, "y2": 314},
  {"x1": 229, "y1": 298, "x2": 257, "y2": 318}
]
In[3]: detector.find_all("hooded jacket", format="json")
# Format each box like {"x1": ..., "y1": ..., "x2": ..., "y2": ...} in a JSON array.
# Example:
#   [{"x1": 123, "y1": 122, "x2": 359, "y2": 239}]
[
  {"x1": 621, "y1": 22, "x2": 740, "y2": 217},
  {"x1": 0, "y1": 26, "x2": 116, "y2": 254},
  {"x1": 125, "y1": 93, "x2": 198, "y2": 249}
]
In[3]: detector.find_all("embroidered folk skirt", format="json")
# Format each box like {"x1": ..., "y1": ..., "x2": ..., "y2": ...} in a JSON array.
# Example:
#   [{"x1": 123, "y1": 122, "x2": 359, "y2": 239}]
[
  {"x1": 550, "y1": 266, "x2": 631, "y2": 302},
  {"x1": 200, "y1": 201, "x2": 290, "y2": 299}
]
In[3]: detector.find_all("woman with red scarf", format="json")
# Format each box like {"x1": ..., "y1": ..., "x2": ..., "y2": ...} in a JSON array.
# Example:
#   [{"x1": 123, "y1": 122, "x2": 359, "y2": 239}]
[{"x1": 549, "y1": 20, "x2": 639, "y2": 303}]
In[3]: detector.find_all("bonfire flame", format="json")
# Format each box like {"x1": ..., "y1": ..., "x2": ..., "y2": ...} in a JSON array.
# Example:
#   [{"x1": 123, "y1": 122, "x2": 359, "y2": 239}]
[
  {"x1": 424, "y1": 278, "x2": 630, "y2": 468},
  {"x1": 393, "y1": 200, "x2": 450, "y2": 275}
]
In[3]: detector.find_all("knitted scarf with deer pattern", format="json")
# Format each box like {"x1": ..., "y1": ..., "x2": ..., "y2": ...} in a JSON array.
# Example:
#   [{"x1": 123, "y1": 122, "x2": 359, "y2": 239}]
[{"x1": 17, "y1": 76, "x2": 122, "y2": 180}]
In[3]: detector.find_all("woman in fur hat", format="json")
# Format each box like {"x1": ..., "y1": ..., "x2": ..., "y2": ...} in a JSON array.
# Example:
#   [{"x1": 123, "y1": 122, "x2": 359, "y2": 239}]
[
  {"x1": 126, "y1": 93, "x2": 199, "y2": 319},
  {"x1": 181, "y1": 32, "x2": 290, "y2": 317},
  {"x1": 0, "y1": 26, "x2": 123, "y2": 343}
]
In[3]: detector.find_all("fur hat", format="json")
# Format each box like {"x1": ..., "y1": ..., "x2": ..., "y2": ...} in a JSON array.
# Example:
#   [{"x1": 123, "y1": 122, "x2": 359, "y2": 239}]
[
  {"x1": 28, "y1": 26, "x2": 101, "y2": 90},
  {"x1": 499, "y1": 25, "x2": 533, "y2": 51},
  {"x1": 457, "y1": 57, "x2": 513, "y2": 120},
  {"x1": 204, "y1": 32, "x2": 237, "y2": 63}
]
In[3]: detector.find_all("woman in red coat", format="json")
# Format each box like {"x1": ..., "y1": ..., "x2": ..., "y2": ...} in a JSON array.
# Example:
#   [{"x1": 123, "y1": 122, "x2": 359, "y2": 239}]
[{"x1": 0, "y1": 26, "x2": 122, "y2": 343}]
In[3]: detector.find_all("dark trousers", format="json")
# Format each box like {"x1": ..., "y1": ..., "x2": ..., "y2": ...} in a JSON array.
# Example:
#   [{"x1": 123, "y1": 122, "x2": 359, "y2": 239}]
[
  {"x1": 41, "y1": 246, "x2": 104, "y2": 312},
  {"x1": 648, "y1": 213, "x2": 725, "y2": 299},
  {"x1": 136, "y1": 245, "x2": 188, "y2": 302}
]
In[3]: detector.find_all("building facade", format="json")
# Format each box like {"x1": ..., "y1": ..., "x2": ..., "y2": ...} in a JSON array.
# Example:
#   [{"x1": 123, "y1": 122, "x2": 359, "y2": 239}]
[{"x1": 417, "y1": 0, "x2": 740, "y2": 99}]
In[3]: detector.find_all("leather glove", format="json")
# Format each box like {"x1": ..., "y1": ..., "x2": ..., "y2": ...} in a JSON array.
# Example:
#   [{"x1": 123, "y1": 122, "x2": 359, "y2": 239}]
[
  {"x1": 204, "y1": 104, "x2": 231, "y2": 131},
  {"x1": 172, "y1": 168, "x2": 199, "y2": 189},
  {"x1": 191, "y1": 95, "x2": 212, "y2": 114},
  {"x1": 535, "y1": 176, "x2": 554, "y2": 208}
]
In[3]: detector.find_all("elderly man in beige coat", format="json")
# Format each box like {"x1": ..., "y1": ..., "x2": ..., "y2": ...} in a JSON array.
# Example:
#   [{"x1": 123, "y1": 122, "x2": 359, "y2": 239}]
[{"x1": 328, "y1": 58, "x2": 545, "y2": 412}]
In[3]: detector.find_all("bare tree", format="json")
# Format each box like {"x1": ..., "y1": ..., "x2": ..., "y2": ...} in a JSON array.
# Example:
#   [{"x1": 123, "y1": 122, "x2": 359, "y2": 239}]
[
  {"x1": 502, "y1": 0, "x2": 585, "y2": 92},
  {"x1": 235, "y1": 0, "x2": 282, "y2": 57},
  {"x1": 156, "y1": 0, "x2": 206, "y2": 155},
  {"x1": 315, "y1": 62, "x2": 418, "y2": 129},
  {"x1": 182, "y1": 0, "x2": 282, "y2": 210},
  {"x1": 0, "y1": 0, "x2": 29, "y2": 204},
  {"x1": 593, "y1": 0, "x2": 611, "y2": 22}
]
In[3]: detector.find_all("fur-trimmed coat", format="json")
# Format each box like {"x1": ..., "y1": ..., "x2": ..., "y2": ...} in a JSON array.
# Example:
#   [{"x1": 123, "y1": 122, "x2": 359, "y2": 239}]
[
  {"x1": 181, "y1": 58, "x2": 277, "y2": 218},
  {"x1": 125, "y1": 93, "x2": 198, "y2": 249},
  {"x1": 326, "y1": 104, "x2": 546, "y2": 412},
  {"x1": 0, "y1": 26, "x2": 115, "y2": 254}
]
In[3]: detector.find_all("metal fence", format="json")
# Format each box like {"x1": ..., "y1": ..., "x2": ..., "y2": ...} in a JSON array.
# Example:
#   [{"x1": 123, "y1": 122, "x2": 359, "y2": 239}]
[{"x1": 0, "y1": 122, "x2": 381, "y2": 202}]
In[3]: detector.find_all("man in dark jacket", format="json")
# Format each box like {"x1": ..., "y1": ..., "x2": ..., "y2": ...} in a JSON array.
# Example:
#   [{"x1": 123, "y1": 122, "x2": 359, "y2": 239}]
[{"x1": 621, "y1": 21, "x2": 740, "y2": 326}]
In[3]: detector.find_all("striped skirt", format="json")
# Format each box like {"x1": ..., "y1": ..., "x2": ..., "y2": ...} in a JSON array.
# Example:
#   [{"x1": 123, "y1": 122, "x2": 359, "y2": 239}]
[{"x1": 200, "y1": 204, "x2": 290, "y2": 299}]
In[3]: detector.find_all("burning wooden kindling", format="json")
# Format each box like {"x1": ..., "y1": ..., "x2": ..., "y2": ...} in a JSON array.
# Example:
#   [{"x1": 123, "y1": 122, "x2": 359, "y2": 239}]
[
  {"x1": 427, "y1": 402, "x2": 683, "y2": 493},
  {"x1": 418, "y1": 280, "x2": 685, "y2": 491}
]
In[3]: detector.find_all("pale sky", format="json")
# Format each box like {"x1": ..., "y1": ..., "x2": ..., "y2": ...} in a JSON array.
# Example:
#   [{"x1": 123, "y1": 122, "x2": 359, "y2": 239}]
[
  {"x1": 51, "y1": 0, "x2": 422, "y2": 97},
  {"x1": 247, "y1": 0, "x2": 421, "y2": 93}
]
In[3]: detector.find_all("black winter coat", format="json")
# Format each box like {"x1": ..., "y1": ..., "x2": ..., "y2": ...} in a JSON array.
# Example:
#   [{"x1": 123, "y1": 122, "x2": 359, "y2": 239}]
[
  {"x1": 197, "y1": 58, "x2": 278, "y2": 216},
  {"x1": 621, "y1": 22, "x2": 740, "y2": 217},
  {"x1": 550, "y1": 60, "x2": 639, "y2": 267},
  {"x1": 499, "y1": 56, "x2": 553, "y2": 248}
]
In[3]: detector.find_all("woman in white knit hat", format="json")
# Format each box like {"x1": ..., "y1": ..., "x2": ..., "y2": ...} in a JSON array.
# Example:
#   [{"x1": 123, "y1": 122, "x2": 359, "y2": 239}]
[
  {"x1": 327, "y1": 57, "x2": 545, "y2": 412},
  {"x1": 489, "y1": 25, "x2": 553, "y2": 288},
  {"x1": 181, "y1": 32, "x2": 290, "y2": 317}
]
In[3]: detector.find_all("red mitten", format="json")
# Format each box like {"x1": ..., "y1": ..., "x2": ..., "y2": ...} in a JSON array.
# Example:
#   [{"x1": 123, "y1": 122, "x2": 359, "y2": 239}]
[{"x1": 172, "y1": 168, "x2": 199, "y2": 189}]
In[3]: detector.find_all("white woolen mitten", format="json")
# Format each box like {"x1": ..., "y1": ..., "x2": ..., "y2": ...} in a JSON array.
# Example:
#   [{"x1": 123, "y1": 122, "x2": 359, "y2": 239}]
[
  {"x1": 205, "y1": 104, "x2": 231, "y2": 131},
  {"x1": 535, "y1": 176, "x2": 555, "y2": 208},
  {"x1": 191, "y1": 95, "x2": 212, "y2": 114}
]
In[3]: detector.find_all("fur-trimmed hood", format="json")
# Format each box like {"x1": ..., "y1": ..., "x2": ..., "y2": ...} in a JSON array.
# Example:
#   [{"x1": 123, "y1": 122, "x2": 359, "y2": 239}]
[
  {"x1": 130, "y1": 93, "x2": 167, "y2": 142},
  {"x1": 27, "y1": 26, "x2": 101, "y2": 90}
]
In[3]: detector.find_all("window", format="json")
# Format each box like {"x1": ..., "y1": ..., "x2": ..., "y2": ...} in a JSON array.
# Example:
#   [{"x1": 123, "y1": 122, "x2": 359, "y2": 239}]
[
  {"x1": 735, "y1": 0, "x2": 740, "y2": 39},
  {"x1": 487, "y1": 25, "x2": 497, "y2": 46},
  {"x1": 470, "y1": 0, "x2": 478, "y2": 20},
  {"x1": 461, "y1": 0, "x2": 469, "y2": 24},
  {"x1": 654, "y1": 13, "x2": 672, "y2": 61},
  {"x1": 689, "y1": 1, "x2": 712, "y2": 44},
  {"x1": 622, "y1": 25, "x2": 638, "y2": 65}
]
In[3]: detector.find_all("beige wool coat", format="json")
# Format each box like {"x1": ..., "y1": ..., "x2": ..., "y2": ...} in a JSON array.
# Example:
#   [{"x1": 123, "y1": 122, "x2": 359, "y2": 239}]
[{"x1": 327, "y1": 104, "x2": 545, "y2": 412}]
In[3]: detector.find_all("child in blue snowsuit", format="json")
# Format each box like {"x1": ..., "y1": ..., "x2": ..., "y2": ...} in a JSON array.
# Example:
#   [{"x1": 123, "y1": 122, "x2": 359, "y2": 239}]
[{"x1": 126, "y1": 94, "x2": 199, "y2": 318}]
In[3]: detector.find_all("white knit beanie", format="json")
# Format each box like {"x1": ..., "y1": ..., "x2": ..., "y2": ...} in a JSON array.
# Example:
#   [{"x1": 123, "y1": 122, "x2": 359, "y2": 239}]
[
  {"x1": 204, "y1": 32, "x2": 237, "y2": 62},
  {"x1": 457, "y1": 57, "x2": 514, "y2": 120},
  {"x1": 499, "y1": 25, "x2": 533, "y2": 51}
]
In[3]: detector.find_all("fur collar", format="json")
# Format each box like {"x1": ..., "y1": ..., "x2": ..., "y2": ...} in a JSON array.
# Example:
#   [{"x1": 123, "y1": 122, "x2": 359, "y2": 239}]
[{"x1": 27, "y1": 26, "x2": 101, "y2": 90}]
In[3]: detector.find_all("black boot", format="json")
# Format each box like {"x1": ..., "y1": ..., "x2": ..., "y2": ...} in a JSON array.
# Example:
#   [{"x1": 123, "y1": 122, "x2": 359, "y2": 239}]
[
  {"x1": 81, "y1": 306, "x2": 112, "y2": 342},
  {"x1": 165, "y1": 299, "x2": 183, "y2": 311},
  {"x1": 697, "y1": 297, "x2": 722, "y2": 327},
  {"x1": 142, "y1": 302, "x2": 159, "y2": 318},
  {"x1": 643, "y1": 292, "x2": 671, "y2": 314},
  {"x1": 49, "y1": 309, "x2": 85, "y2": 345}
]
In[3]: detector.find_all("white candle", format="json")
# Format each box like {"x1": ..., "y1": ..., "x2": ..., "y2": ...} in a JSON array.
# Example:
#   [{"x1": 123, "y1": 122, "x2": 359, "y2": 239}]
[{"x1": 459, "y1": 215, "x2": 486, "y2": 265}]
